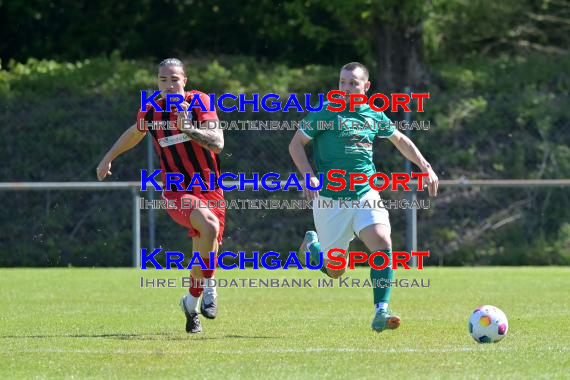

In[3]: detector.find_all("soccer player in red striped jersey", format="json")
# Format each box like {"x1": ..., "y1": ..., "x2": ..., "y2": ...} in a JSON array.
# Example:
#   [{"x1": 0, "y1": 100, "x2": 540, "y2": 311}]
[{"x1": 96, "y1": 58, "x2": 224, "y2": 333}]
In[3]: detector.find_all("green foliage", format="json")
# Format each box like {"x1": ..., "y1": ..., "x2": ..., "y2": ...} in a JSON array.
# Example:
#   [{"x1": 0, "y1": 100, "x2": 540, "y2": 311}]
[
  {"x1": 0, "y1": 52, "x2": 568, "y2": 267},
  {"x1": 426, "y1": 0, "x2": 570, "y2": 61},
  {"x1": 0, "y1": 52, "x2": 570, "y2": 266},
  {"x1": 284, "y1": 0, "x2": 431, "y2": 59},
  {"x1": 1, "y1": 0, "x2": 569, "y2": 266},
  {"x1": 0, "y1": 56, "x2": 336, "y2": 266}
]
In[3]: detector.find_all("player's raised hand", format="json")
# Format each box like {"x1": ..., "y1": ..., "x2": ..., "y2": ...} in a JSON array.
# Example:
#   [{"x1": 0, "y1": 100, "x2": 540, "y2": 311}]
[
  {"x1": 96, "y1": 159, "x2": 112, "y2": 181},
  {"x1": 425, "y1": 167, "x2": 439, "y2": 197},
  {"x1": 304, "y1": 175, "x2": 321, "y2": 201}
]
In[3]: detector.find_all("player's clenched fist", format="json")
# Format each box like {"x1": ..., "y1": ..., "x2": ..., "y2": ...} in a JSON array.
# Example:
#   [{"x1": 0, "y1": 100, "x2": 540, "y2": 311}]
[
  {"x1": 96, "y1": 159, "x2": 112, "y2": 181},
  {"x1": 176, "y1": 101, "x2": 190, "y2": 130},
  {"x1": 304, "y1": 175, "x2": 321, "y2": 201}
]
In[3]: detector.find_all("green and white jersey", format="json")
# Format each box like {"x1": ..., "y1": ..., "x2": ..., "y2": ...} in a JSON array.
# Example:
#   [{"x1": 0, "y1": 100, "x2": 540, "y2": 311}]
[{"x1": 300, "y1": 103, "x2": 395, "y2": 200}]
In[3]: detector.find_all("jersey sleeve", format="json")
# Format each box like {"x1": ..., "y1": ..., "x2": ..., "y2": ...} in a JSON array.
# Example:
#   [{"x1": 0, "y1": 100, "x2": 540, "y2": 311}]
[
  {"x1": 375, "y1": 111, "x2": 396, "y2": 138},
  {"x1": 299, "y1": 109, "x2": 327, "y2": 140},
  {"x1": 189, "y1": 92, "x2": 218, "y2": 122}
]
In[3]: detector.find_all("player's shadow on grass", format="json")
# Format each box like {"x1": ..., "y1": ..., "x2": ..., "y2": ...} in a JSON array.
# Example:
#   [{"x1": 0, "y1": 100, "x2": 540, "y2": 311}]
[
  {"x1": 194, "y1": 334, "x2": 278, "y2": 341},
  {"x1": 0, "y1": 333, "x2": 278, "y2": 341},
  {"x1": 105, "y1": 333, "x2": 278, "y2": 341}
]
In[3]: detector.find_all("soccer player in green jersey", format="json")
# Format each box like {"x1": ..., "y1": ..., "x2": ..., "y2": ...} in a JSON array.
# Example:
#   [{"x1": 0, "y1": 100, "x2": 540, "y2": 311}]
[{"x1": 289, "y1": 62, "x2": 439, "y2": 332}]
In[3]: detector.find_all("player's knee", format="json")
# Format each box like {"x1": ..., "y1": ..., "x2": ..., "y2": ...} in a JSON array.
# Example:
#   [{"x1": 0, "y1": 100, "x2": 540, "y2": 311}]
[
  {"x1": 191, "y1": 210, "x2": 220, "y2": 241},
  {"x1": 359, "y1": 223, "x2": 392, "y2": 251},
  {"x1": 373, "y1": 231, "x2": 392, "y2": 250},
  {"x1": 201, "y1": 217, "x2": 219, "y2": 241}
]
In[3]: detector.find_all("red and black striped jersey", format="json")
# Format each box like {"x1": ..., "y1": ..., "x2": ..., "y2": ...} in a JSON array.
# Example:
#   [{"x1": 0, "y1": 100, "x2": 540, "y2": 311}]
[{"x1": 137, "y1": 90, "x2": 221, "y2": 193}]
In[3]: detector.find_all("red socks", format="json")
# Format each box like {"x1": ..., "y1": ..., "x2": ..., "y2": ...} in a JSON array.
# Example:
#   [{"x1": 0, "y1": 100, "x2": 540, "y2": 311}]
[{"x1": 188, "y1": 256, "x2": 217, "y2": 296}]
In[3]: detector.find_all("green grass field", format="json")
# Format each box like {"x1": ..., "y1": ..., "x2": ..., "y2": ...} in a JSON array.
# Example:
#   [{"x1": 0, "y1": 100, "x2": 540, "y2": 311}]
[{"x1": 1, "y1": 267, "x2": 568, "y2": 379}]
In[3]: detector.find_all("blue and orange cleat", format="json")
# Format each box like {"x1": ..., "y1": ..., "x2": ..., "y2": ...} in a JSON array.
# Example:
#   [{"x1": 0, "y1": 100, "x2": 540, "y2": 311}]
[{"x1": 371, "y1": 309, "x2": 401, "y2": 332}]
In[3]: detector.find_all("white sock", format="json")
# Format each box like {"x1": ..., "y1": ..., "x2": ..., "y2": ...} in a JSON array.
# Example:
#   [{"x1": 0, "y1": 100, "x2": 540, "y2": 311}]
[
  {"x1": 184, "y1": 294, "x2": 200, "y2": 313},
  {"x1": 375, "y1": 302, "x2": 388, "y2": 312}
]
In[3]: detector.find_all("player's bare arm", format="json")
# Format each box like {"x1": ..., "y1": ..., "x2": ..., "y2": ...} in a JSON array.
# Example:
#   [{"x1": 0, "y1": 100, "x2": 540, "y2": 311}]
[
  {"x1": 175, "y1": 101, "x2": 224, "y2": 153},
  {"x1": 289, "y1": 130, "x2": 320, "y2": 200},
  {"x1": 96, "y1": 123, "x2": 147, "y2": 181},
  {"x1": 388, "y1": 129, "x2": 439, "y2": 196}
]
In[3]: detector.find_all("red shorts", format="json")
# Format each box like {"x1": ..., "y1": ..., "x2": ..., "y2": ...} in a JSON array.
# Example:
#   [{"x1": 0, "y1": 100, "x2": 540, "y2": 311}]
[{"x1": 162, "y1": 189, "x2": 226, "y2": 244}]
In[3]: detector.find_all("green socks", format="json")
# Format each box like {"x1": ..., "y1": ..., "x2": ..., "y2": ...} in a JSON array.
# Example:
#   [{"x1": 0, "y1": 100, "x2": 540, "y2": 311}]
[
  {"x1": 309, "y1": 243, "x2": 393, "y2": 288},
  {"x1": 370, "y1": 248, "x2": 393, "y2": 305}
]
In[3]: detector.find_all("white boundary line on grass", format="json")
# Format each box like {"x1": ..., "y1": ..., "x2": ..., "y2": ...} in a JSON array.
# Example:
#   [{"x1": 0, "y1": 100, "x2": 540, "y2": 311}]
[{"x1": 2, "y1": 347, "x2": 569, "y2": 354}]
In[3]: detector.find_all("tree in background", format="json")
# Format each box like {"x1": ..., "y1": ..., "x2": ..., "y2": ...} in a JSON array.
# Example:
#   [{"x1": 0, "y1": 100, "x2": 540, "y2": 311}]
[{"x1": 284, "y1": 0, "x2": 429, "y2": 93}]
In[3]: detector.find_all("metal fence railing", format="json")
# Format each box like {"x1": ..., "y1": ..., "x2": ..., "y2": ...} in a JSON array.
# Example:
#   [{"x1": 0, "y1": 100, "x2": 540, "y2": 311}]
[{"x1": 2, "y1": 179, "x2": 569, "y2": 267}]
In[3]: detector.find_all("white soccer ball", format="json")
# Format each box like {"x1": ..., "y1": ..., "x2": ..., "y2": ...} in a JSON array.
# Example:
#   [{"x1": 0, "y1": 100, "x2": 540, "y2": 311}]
[{"x1": 468, "y1": 305, "x2": 508, "y2": 343}]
